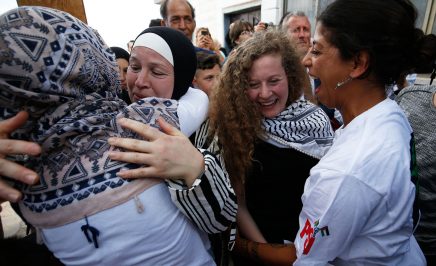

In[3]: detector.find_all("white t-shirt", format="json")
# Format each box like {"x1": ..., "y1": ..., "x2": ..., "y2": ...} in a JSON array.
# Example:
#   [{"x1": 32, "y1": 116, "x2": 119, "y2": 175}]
[
  {"x1": 294, "y1": 99, "x2": 425, "y2": 265},
  {"x1": 41, "y1": 89, "x2": 213, "y2": 265},
  {"x1": 178, "y1": 87, "x2": 209, "y2": 136},
  {"x1": 42, "y1": 184, "x2": 214, "y2": 265}
]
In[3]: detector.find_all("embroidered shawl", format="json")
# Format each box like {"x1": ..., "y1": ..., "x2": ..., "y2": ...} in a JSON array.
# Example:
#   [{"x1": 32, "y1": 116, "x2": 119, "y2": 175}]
[
  {"x1": 0, "y1": 6, "x2": 179, "y2": 227},
  {"x1": 261, "y1": 99, "x2": 334, "y2": 159}
]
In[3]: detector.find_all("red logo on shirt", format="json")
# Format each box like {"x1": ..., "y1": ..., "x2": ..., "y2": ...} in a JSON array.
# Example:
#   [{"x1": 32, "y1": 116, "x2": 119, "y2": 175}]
[
  {"x1": 300, "y1": 219, "x2": 315, "y2": 254},
  {"x1": 299, "y1": 219, "x2": 330, "y2": 255}
]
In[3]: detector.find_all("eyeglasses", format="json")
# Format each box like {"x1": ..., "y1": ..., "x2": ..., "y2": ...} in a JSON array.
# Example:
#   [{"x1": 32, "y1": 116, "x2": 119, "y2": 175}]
[{"x1": 240, "y1": 30, "x2": 254, "y2": 36}]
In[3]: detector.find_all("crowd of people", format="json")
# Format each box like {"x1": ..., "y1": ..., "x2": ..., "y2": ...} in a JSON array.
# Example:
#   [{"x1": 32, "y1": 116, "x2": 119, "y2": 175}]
[{"x1": 0, "y1": 0, "x2": 435, "y2": 265}]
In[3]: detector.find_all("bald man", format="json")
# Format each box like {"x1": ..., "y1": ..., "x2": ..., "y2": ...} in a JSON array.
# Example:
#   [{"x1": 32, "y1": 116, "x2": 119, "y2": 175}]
[{"x1": 160, "y1": 0, "x2": 196, "y2": 41}]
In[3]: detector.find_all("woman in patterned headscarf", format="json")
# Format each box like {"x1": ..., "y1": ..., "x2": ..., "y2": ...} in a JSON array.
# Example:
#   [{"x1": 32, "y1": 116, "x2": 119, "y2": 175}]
[{"x1": 0, "y1": 6, "x2": 231, "y2": 265}]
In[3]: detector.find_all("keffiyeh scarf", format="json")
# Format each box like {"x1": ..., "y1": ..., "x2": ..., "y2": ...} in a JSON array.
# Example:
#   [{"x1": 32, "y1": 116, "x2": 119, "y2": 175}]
[{"x1": 261, "y1": 99, "x2": 334, "y2": 159}]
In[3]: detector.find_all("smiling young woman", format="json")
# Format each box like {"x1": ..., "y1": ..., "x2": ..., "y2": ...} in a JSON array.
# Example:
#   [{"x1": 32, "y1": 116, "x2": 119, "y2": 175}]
[{"x1": 207, "y1": 29, "x2": 334, "y2": 265}]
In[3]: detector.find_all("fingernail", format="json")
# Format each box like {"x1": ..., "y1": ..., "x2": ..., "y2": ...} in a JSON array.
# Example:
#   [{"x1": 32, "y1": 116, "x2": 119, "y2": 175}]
[
  {"x1": 118, "y1": 118, "x2": 127, "y2": 124},
  {"x1": 8, "y1": 192, "x2": 21, "y2": 202},
  {"x1": 25, "y1": 174, "x2": 37, "y2": 184},
  {"x1": 30, "y1": 145, "x2": 41, "y2": 155},
  {"x1": 117, "y1": 171, "x2": 126, "y2": 178},
  {"x1": 107, "y1": 138, "x2": 114, "y2": 144}
]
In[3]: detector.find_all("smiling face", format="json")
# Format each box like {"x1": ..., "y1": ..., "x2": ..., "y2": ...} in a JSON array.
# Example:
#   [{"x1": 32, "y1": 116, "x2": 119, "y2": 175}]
[
  {"x1": 302, "y1": 22, "x2": 353, "y2": 109},
  {"x1": 127, "y1": 47, "x2": 174, "y2": 102},
  {"x1": 246, "y1": 54, "x2": 289, "y2": 118}
]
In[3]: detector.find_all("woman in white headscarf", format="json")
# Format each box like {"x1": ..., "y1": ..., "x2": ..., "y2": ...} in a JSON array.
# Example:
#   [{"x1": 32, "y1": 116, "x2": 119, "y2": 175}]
[{"x1": 0, "y1": 6, "x2": 235, "y2": 265}]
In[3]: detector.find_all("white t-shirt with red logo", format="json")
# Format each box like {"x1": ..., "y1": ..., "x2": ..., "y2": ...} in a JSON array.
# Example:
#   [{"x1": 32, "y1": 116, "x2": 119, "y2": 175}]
[{"x1": 294, "y1": 99, "x2": 425, "y2": 265}]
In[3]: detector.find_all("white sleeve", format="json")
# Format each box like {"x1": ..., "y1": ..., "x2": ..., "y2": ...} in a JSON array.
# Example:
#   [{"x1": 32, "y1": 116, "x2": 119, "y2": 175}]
[
  {"x1": 293, "y1": 170, "x2": 381, "y2": 265},
  {"x1": 177, "y1": 88, "x2": 209, "y2": 136}
]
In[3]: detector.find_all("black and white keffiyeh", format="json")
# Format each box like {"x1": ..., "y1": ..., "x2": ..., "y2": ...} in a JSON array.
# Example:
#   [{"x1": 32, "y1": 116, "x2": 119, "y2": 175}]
[{"x1": 261, "y1": 99, "x2": 334, "y2": 159}]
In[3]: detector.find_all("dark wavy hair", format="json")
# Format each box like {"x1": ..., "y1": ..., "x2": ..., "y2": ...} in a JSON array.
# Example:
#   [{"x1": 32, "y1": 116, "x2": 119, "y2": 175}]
[
  {"x1": 318, "y1": 0, "x2": 427, "y2": 85},
  {"x1": 414, "y1": 32, "x2": 436, "y2": 73}
]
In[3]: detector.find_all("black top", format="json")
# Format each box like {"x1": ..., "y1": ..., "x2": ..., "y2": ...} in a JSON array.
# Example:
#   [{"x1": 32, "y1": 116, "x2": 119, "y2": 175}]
[{"x1": 245, "y1": 140, "x2": 319, "y2": 243}]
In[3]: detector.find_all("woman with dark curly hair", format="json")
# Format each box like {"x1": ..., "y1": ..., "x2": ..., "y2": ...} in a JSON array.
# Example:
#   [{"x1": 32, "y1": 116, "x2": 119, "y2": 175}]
[{"x1": 207, "y1": 29, "x2": 334, "y2": 265}]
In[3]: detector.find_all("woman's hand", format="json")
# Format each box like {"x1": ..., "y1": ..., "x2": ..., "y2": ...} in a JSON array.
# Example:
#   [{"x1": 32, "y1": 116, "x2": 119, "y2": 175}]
[
  {"x1": 0, "y1": 111, "x2": 41, "y2": 204},
  {"x1": 108, "y1": 117, "x2": 205, "y2": 187}
]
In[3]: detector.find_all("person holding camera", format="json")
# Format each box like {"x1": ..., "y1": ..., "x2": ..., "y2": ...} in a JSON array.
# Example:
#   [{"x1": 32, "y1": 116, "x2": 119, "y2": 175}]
[
  {"x1": 195, "y1": 27, "x2": 225, "y2": 64},
  {"x1": 195, "y1": 27, "x2": 213, "y2": 50},
  {"x1": 253, "y1": 17, "x2": 271, "y2": 33}
]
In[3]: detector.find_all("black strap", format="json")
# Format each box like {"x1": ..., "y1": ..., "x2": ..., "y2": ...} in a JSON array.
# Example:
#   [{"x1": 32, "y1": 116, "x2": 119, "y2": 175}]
[
  {"x1": 429, "y1": 61, "x2": 435, "y2": 85},
  {"x1": 81, "y1": 216, "x2": 100, "y2": 248},
  {"x1": 410, "y1": 134, "x2": 421, "y2": 231}
]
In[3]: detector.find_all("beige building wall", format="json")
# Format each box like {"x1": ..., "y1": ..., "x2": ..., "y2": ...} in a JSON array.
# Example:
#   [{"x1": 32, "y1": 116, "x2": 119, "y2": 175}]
[
  {"x1": 260, "y1": 0, "x2": 283, "y2": 25},
  {"x1": 153, "y1": 0, "x2": 283, "y2": 45},
  {"x1": 191, "y1": 0, "x2": 225, "y2": 46}
]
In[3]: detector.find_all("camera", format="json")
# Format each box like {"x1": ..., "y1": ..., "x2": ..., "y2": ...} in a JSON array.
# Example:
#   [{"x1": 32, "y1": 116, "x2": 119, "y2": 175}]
[{"x1": 201, "y1": 30, "x2": 210, "y2": 36}]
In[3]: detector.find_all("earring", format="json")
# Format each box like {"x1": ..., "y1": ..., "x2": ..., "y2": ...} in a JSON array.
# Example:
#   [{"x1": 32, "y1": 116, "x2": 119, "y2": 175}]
[{"x1": 334, "y1": 76, "x2": 353, "y2": 90}]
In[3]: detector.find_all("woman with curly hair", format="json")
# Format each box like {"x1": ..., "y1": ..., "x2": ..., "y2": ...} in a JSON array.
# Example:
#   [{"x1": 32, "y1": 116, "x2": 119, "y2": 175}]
[{"x1": 207, "y1": 29, "x2": 334, "y2": 265}]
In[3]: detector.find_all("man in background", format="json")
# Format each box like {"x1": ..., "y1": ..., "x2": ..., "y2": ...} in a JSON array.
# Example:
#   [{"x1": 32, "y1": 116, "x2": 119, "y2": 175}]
[
  {"x1": 280, "y1": 11, "x2": 311, "y2": 58},
  {"x1": 280, "y1": 11, "x2": 342, "y2": 129},
  {"x1": 160, "y1": 0, "x2": 196, "y2": 41}
]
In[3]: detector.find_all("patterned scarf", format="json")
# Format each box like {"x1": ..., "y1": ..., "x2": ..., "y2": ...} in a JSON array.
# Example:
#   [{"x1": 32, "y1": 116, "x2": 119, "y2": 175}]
[
  {"x1": 0, "y1": 6, "x2": 179, "y2": 227},
  {"x1": 261, "y1": 99, "x2": 334, "y2": 159}
]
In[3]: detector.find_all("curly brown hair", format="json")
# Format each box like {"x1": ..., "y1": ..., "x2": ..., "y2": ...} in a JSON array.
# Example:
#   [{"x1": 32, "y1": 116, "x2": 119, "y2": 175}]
[{"x1": 209, "y1": 29, "x2": 310, "y2": 185}]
